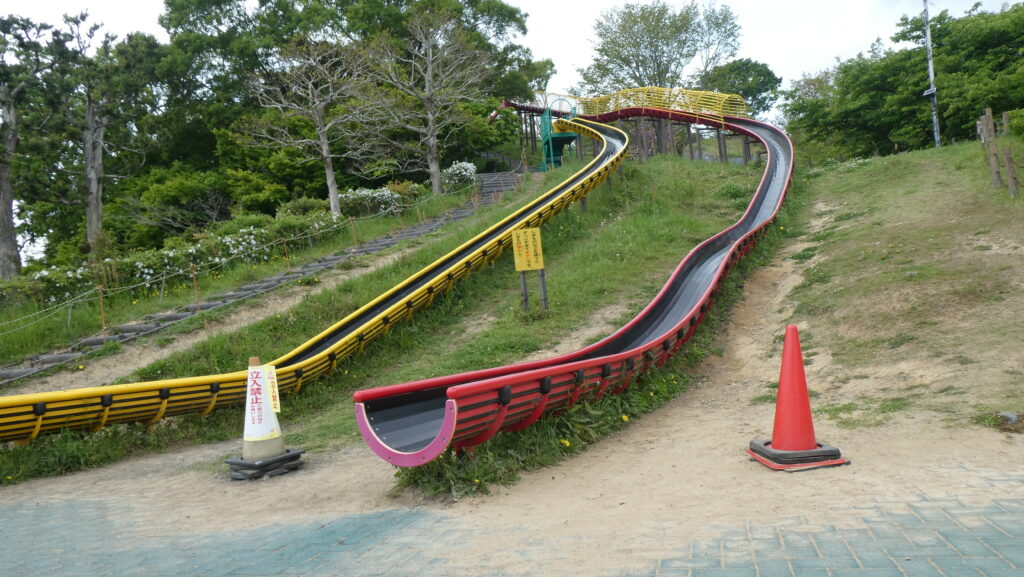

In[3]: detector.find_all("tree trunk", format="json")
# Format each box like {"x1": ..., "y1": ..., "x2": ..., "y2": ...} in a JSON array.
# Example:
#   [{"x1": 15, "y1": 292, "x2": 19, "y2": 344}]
[
  {"x1": 426, "y1": 108, "x2": 442, "y2": 196},
  {"x1": 654, "y1": 118, "x2": 668, "y2": 154},
  {"x1": 84, "y1": 97, "x2": 106, "y2": 255},
  {"x1": 0, "y1": 98, "x2": 22, "y2": 279},
  {"x1": 427, "y1": 138, "x2": 442, "y2": 196},
  {"x1": 315, "y1": 106, "x2": 341, "y2": 216}
]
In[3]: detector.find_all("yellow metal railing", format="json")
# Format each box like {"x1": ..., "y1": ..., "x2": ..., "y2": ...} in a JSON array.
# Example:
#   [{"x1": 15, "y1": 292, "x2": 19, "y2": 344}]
[
  {"x1": 578, "y1": 87, "x2": 749, "y2": 125},
  {"x1": 0, "y1": 118, "x2": 628, "y2": 444}
]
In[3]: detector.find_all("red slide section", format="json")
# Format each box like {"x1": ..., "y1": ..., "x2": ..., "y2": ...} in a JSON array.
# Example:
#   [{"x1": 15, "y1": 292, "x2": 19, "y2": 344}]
[{"x1": 354, "y1": 105, "x2": 794, "y2": 467}]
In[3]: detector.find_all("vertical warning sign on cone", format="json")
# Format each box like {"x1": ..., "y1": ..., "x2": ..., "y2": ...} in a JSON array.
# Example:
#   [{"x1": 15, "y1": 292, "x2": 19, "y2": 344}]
[
  {"x1": 242, "y1": 357, "x2": 285, "y2": 461},
  {"x1": 748, "y1": 325, "x2": 849, "y2": 471},
  {"x1": 227, "y1": 356, "x2": 304, "y2": 480}
]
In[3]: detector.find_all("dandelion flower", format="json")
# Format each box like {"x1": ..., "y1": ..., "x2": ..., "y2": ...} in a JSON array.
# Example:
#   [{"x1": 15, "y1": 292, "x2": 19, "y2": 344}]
[
  {"x1": 77, "y1": 365, "x2": 85, "y2": 370},
  {"x1": 559, "y1": 439, "x2": 571, "y2": 448},
  {"x1": 473, "y1": 479, "x2": 480, "y2": 485},
  {"x1": 621, "y1": 415, "x2": 629, "y2": 422}
]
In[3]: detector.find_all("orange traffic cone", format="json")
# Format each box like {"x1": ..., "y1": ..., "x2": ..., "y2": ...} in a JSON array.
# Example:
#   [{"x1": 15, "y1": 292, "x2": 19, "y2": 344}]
[{"x1": 748, "y1": 325, "x2": 849, "y2": 471}]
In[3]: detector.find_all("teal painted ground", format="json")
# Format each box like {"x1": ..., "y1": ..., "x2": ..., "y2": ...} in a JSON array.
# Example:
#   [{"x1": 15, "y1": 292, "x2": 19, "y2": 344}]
[{"x1": 4, "y1": 471, "x2": 1024, "y2": 577}]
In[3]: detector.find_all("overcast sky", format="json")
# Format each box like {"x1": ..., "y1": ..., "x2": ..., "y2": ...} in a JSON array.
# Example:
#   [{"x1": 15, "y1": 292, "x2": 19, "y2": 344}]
[{"x1": 9, "y1": 0, "x2": 1012, "y2": 94}]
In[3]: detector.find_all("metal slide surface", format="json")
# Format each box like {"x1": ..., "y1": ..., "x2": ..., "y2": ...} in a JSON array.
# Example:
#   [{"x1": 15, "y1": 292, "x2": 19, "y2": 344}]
[
  {"x1": 354, "y1": 110, "x2": 794, "y2": 466},
  {"x1": 0, "y1": 118, "x2": 626, "y2": 443}
]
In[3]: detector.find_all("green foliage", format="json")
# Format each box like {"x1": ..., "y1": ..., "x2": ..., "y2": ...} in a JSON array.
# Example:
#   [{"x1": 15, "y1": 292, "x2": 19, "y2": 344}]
[
  {"x1": 783, "y1": 5, "x2": 1024, "y2": 159},
  {"x1": 384, "y1": 180, "x2": 429, "y2": 203},
  {"x1": 699, "y1": 58, "x2": 781, "y2": 117},
  {"x1": 1008, "y1": 109, "x2": 1024, "y2": 135},
  {"x1": 575, "y1": 1, "x2": 740, "y2": 94},
  {"x1": 576, "y1": 1, "x2": 701, "y2": 93},
  {"x1": 106, "y1": 165, "x2": 291, "y2": 249},
  {"x1": 276, "y1": 197, "x2": 330, "y2": 217}
]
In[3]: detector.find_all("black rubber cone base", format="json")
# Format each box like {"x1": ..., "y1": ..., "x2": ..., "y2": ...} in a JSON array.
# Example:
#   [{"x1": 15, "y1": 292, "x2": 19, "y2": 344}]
[
  {"x1": 747, "y1": 439, "x2": 849, "y2": 471},
  {"x1": 226, "y1": 448, "x2": 305, "y2": 480}
]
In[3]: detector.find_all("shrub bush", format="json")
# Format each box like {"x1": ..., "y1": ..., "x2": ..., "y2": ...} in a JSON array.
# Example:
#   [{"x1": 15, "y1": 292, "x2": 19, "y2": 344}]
[
  {"x1": 277, "y1": 197, "x2": 330, "y2": 217},
  {"x1": 337, "y1": 187, "x2": 402, "y2": 216},
  {"x1": 441, "y1": 161, "x2": 477, "y2": 193}
]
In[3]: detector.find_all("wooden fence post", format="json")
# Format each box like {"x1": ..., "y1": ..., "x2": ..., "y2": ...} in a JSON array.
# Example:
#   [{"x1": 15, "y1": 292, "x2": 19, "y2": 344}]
[
  {"x1": 1004, "y1": 147, "x2": 1020, "y2": 197},
  {"x1": 984, "y1": 108, "x2": 1003, "y2": 187}
]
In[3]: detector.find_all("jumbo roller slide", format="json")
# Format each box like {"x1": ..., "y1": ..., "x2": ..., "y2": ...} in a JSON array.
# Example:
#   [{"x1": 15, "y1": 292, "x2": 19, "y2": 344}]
[
  {"x1": 354, "y1": 105, "x2": 794, "y2": 466},
  {"x1": 0, "y1": 114, "x2": 625, "y2": 443}
]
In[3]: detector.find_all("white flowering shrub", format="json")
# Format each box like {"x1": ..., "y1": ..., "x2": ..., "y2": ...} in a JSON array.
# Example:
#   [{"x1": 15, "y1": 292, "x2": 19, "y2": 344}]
[
  {"x1": 2, "y1": 210, "x2": 349, "y2": 306},
  {"x1": 441, "y1": 161, "x2": 477, "y2": 193},
  {"x1": 337, "y1": 187, "x2": 402, "y2": 216}
]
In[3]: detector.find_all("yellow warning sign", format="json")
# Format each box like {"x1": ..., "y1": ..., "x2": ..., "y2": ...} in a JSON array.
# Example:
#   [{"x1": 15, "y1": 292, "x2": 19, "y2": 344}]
[{"x1": 512, "y1": 228, "x2": 545, "y2": 271}]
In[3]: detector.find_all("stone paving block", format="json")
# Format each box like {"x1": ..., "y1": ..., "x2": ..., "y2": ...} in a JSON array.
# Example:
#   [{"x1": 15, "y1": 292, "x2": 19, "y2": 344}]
[
  {"x1": 940, "y1": 533, "x2": 998, "y2": 557},
  {"x1": 932, "y1": 556, "x2": 1012, "y2": 574},
  {"x1": 277, "y1": 559, "x2": 326, "y2": 575},
  {"x1": 864, "y1": 521, "x2": 909, "y2": 540},
  {"x1": 779, "y1": 531, "x2": 814, "y2": 548},
  {"x1": 994, "y1": 500, "x2": 1024, "y2": 514},
  {"x1": 690, "y1": 569, "x2": 757, "y2": 577},
  {"x1": 951, "y1": 515, "x2": 1010, "y2": 533},
  {"x1": 883, "y1": 513, "x2": 926, "y2": 525},
  {"x1": 661, "y1": 557, "x2": 722, "y2": 569},
  {"x1": 815, "y1": 529, "x2": 874, "y2": 542},
  {"x1": 991, "y1": 546, "x2": 1024, "y2": 567},
  {"x1": 979, "y1": 569, "x2": 1024, "y2": 577},
  {"x1": 780, "y1": 569, "x2": 828, "y2": 577},
  {"x1": 855, "y1": 538, "x2": 916, "y2": 552},
  {"x1": 987, "y1": 516, "x2": 1024, "y2": 538},
  {"x1": 885, "y1": 546, "x2": 962, "y2": 558},
  {"x1": 813, "y1": 538, "x2": 854, "y2": 557},
  {"x1": 747, "y1": 525, "x2": 780, "y2": 541},
  {"x1": 790, "y1": 557, "x2": 859, "y2": 570},
  {"x1": 691, "y1": 540, "x2": 723, "y2": 558},
  {"x1": 849, "y1": 547, "x2": 897, "y2": 568},
  {"x1": 904, "y1": 529, "x2": 949, "y2": 547},
  {"x1": 752, "y1": 558, "x2": 794, "y2": 576},
  {"x1": 721, "y1": 554, "x2": 754, "y2": 569},
  {"x1": 829, "y1": 568, "x2": 905, "y2": 577},
  {"x1": 890, "y1": 558, "x2": 945, "y2": 577},
  {"x1": 752, "y1": 547, "x2": 818, "y2": 559}
]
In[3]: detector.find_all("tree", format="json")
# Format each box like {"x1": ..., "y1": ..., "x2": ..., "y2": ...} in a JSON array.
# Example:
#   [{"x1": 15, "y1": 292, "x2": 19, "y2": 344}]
[
  {"x1": 692, "y1": 2, "x2": 740, "y2": 81},
  {"x1": 699, "y1": 58, "x2": 781, "y2": 117},
  {"x1": 575, "y1": 1, "x2": 700, "y2": 95},
  {"x1": 781, "y1": 4, "x2": 1024, "y2": 160},
  {"x1": 245, "y1": 39, "x2": 369, "y2": 217},
  {"x1": 0, "y1": 16, "x2": 67, "y2": 279},
  {"x1": 361, "y1": 10, "x2": 489, "y2": 196}
]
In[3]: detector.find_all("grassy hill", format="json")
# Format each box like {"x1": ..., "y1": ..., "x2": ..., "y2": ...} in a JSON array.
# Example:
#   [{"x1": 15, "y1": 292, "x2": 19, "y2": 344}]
[
  {"x1": 3, "y1": 136, "x2": 1021, "y2": 490},
  {"x1": 786, "y1": 138, "x2": 1024, "y2": 429}
]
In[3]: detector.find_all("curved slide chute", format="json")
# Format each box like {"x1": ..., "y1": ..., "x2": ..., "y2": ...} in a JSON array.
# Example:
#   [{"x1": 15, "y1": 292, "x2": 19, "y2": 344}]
[
  {"x1": 0, "y1": 116, "x2": 626, "y2": 443},
  {"x1": 354, "y1": 107, "x2": 794, "y2": 466}
]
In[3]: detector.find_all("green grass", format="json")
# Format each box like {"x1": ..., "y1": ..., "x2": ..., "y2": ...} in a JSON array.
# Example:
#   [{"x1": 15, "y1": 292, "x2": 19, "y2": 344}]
[
  {"x1": 396, "y1": 190, "x2": 794, "y2": 498},
  {"x1": 0, "y1": 154, "x2": 770, "y2": 486},
  {"x1": 791, "y1": 136, "x2": 1024, "y2": 427},
  {"x1": 0, "y1": 189, "x2": 476, "y2": 368}
]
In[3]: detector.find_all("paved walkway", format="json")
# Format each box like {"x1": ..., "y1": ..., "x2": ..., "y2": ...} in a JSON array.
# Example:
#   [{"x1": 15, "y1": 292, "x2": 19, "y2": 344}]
[{"x1": 3, "y1": 467, "x2": 1023, "y2": 577}]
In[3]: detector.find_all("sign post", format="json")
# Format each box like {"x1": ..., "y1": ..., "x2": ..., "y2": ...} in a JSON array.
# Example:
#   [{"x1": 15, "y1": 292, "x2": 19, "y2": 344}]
[{"x1": 512, "y1": 228, "x2": 548, "y2": 312}]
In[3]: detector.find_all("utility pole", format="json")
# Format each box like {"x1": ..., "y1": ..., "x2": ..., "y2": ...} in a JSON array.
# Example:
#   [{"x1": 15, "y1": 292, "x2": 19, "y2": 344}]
[{"x1": 922, "y1": 0, "x2": 941, "y2": 147}]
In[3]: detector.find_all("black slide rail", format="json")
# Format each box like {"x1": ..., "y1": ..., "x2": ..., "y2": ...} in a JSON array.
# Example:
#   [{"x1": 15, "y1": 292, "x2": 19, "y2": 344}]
[
  {"x1": 354, "y1": 107, "x2": 794, "y2": 467},
  {"x1": 0, "y1": 118, "x2": 627, "y2": 443}
]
